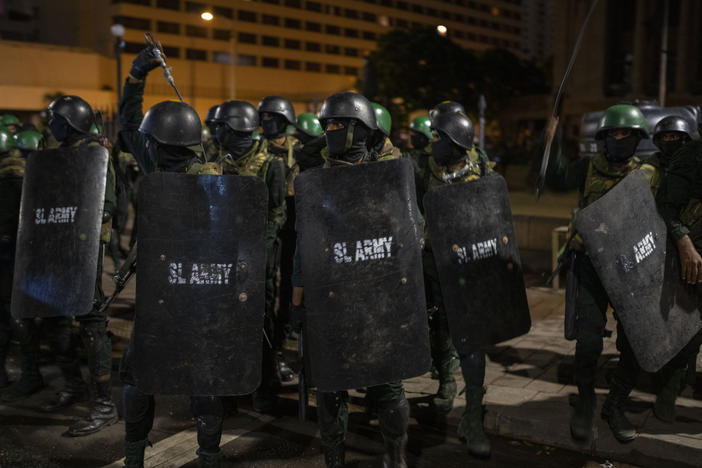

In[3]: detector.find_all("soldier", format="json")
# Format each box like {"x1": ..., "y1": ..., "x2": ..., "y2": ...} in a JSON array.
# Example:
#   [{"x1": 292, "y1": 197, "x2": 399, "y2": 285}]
[
  {"x1": 0, "y1": 127, "x2": 23, "y2": 389},
  {"x1": 213, "y1": 99, "x2": 287, "y2": 412},
  {"x1": 549, "y1": 104, "x2": 657, "y2": 443},
  {"x1": 294, "y1": 112, "x2": 324, "y2": 145},
  {"x1": 369, "y1": 103, "x2": 401, "y2": 160},
  {"x1": 14, "y1": 129, "x2": 44, "y2": 157},
  {"x1": 118, "y1": 47, "x2": 226, "y2": 467},
  {"x1": 406, "y1": 115, "x2": 433, "y2": 171},
  {"x1": 257, "y1": 95, "x2": 297, "y2": 384},
  {"x1": 646, "y1": 116, "x2": 694, "y2": 196},
  {"x1": 202, "y1": 104, "x2": 220, "y2": 162},
  {"x1": 417, "y1": 110, "x2": 494, "y2": 457},
  {"x1": 1, "y1": 114, "x2": 21, "y2": 134},
  {"x1": 292, "y1": 92, "x2": 410, "y2": 468}
]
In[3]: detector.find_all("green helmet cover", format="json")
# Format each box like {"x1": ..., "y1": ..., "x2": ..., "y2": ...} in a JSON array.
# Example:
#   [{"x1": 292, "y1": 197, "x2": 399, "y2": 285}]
[
  {"x1": 596, "y1": 104, "x2": 649, "y2": 139},
  {"x1": 410, "y1": 115, "x2": 432, "y2": 140},
  {"x1": 89, "y1": 123, "x2": 103, "y2": 135},
  {"x1": 0, "y1": 126, "x2": 17, "y2": 152},
  {"x1": 371, "y1": 102, "x2": 391, "y2": 136},
  {"x1": 1, "y1": 114, "x2": 20, "y2": 127},
  {"x1": 15, "y1": 130, "x2": 42, "y2": 151},
  {"x1": 296, "y1": 113, "x2": 323, "y2": 136},
  {"x1": 252, "y1": 129, "x2": 261, "y2": 141},
  {"x1": 285, "y1": 124, "x2": 296, "y2": 136}
]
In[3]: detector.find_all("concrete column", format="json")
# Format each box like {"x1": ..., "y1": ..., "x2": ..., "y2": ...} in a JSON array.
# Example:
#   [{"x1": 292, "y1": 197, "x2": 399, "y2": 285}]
[
  {"x1": 630, "y1": 0, "x2": 649, "y2": 96},
  {"x1": 675, "y1": 0, "x2": 691, "y2": 94}
]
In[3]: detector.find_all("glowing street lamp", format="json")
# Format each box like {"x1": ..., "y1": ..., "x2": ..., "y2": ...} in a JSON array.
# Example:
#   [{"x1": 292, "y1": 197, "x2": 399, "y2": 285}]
[
  {"x1": 201, "y1": 11, "x2": 214, "y2": 21},
  {"x1": 436, "y1": 24, "x2": 448, "y2": 36}
]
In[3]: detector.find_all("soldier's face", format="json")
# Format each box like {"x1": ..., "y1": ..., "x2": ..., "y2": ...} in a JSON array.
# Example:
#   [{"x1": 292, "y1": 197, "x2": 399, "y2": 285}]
[
  {"x1": 325, "y1": 119, "x2": 345, "y2": 132},
  {"x1": 607, "y1": 128, "x2": 632, "y2": 140},
  {"x1": 661, "y1": 132, "x2": 682, "y2": 142}
]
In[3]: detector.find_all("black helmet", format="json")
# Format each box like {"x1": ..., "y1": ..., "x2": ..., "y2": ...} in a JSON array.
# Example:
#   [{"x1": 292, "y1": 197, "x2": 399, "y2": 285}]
[
  {"x1": 48, "y1": 95, "x2": 94, "y2": 134},
  {"x1": 257, "y1": 96, "x2": 295, "y2": 124},
  {"x1": 205, "y1": 105, "x2": 220, "y2": 125},
  {"x1": 214, "y1": 100, "x2": 259, "y2": 132},
  {"x1": 653, "y1": 116, "x2": 693, "y2": 142},
  {"x1": 139, "y1": 101, "x2": 202, "y2": 146},
  {"x1": 431, "y1": 111, "x2": 474, "y2": 150},
  {"x1": 429, "y1": 100, "x2": 465, "y2": 122},
  {"x1": 319, "y1": 92, "x2": 377, "y2": 131}
]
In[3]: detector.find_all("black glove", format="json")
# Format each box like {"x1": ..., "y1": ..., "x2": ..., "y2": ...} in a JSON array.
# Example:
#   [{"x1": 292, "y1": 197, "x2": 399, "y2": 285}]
[
  {"x1": 289, "y1": 302, "x2": 305, "y2": 333},
  {"x1": 130, "y1": 48, "x2": 160, "y2": 80}
]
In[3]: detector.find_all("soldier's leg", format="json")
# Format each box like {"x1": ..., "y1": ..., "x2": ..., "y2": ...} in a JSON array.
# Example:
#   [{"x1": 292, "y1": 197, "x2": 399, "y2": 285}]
[
  {"x1": 123, "y1": 384, "x2": 155, "y2": 467},
  {"x1": 601, "y1": 322, "x2": 640, "y2": 442},
  {"x1": 422, "y1": 250, "x2": 457, "y2": 412},
  {"x1": 0, "y1": 258, "x2": 13, "y2": 387},
  {"x1": 571, "y1": 254, "x2": 609, "y2": 441},
  {"x1": 368, "y1": 382, "x2": 409, "y2": 468},
  {"x1": 653, "y1": 342, "x2": 689, "y2": 423},
  {"x1": 457, "y1": 350, "x2": 490, "y2": 457},
  {"x1": 317, "y1": 390, "x2": 349, "y2": 468},
  {"x1": 190, "y1": 395, "x2": 224, "y2": 467},
  {"x1": 2, "y1": 318, "x2": 44, "y2": 401},
  {"x1": 41, "y1": 316, "x2": 86, "y2": 412}
]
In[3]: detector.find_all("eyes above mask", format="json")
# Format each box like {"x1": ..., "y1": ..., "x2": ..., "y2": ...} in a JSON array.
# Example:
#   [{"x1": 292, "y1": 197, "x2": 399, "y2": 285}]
[
  {"x1": 215, "y1": 124, "x2": 254, "y2": 157},
  {"x1": 604, "y1": 134, "x2": 640, "y2": 162},
  {"x1": 261, "y1": 115, "x2": 287, "y2": 139}
]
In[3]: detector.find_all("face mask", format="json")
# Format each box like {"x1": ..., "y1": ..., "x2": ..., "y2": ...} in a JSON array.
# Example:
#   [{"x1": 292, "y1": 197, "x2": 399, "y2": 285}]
[
  {"x1": 604, "y1": 134, "x2": 640, "y2": 162},
  {"x1": 216, "y1": 125, "x2": 254, "y2": 158},
  {"x1": 431, "y1": 134, "x2": 465, "y2": 166},
  {"x1": 411, "y1": 133, "x2": 429, "y2": 150},
  {"x1": 325, "y1": 120, "x2": 370, "y2": 163},
  {"x1": 657, "y1": 140, "x2": 684, "y2": 160},
  {"x1": 261, "y1": 115, "x2": 287, "y2": 139},
  {"x1": 48, "y1": 114, "x2": 69, "y2": 142},
  {"x1": 147, "y1": 137, "x2": 194, "y2": 172}
]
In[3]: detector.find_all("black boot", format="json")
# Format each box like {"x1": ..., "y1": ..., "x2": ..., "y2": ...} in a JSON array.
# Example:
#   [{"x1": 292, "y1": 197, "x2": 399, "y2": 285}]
[
  {"x1": 197, "y1": 449, "x2": 222, "y2": 468},
  {"x1": 123, "y1": 438, "x2": 150, "y2": 468},
  {"x1": 432, "y1": 356, "x2": 457, "y2": 413},
  {"x1": 570, "y1": 385, "x2": 595, "y2": 441},
  {"x1": 322, "y1": 442, "x2": 345, "y2": 468},
  {"x1": 601, "y1": 382, "x2": 637, "y2": 443},
  {"x1": 458, "y1": 386, "x2": 491, "y2": 458},
  {"x1": 378, "y1": 398, "x2": 409, "y2": 468},
  {"x1": 654, "y1": 367, "x2": 684, "y2": 423},
  {"x1": 66, "y1": 379, "x2": 118, "y2": 436}
]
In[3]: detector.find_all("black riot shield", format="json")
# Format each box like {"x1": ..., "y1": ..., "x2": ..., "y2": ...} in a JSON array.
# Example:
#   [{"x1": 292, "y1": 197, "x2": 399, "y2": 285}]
[
  {"x1": 294, "y1": 158, "x2": 430, "y2": 392},
  {"x1": 134, "y1": 173, "x2": 267, "y2": 395},
  {"x1": 423, "y1": 174, "x2": 531, "y2": 354},
  {"x1": 575, "y1": 170, "x2": 702, "y2": 372},
  {"x1": 11, "y1": 146, "x2": 108, "y2": 319}
]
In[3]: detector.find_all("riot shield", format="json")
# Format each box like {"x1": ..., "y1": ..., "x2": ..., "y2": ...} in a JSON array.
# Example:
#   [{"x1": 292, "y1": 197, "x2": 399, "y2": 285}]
[
  {"x1": 423, "y1": 174, "x2": 531, "y2": 354},
  {"x1": 575, "y1": 170, "x2": 702, "y2": 372},
  {"x1": 11, "y1": 146, "x2": 108, "y2": 319},
  {"x1": 294, "y1": 158, "x2": 430, "y2": 392},
  {"x1": 134, "y1": 173, "x2": 267, "y2": 395}
]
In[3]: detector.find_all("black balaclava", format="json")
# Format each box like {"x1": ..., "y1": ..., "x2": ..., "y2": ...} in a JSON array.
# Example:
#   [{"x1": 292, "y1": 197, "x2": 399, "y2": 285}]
[
  {"x1": 431, "y1": 131, "x2": 465, "y2": 166},
  {"x1": 656, "y1": 136, "x2": 687, "y2": 162},
  {"x1": 216, "y1": 124, "x2": 254, "y2": 158},
  {"x1": 367, "y1": 129, "x2": 386, "y2": 157},
  {"x1": 411, "y1": 132, "x2": 429, "y2": 151},
  {"x1": 261, "y1": 114, "x2": 287, "y2": 140},
  {"x1": 604, "y1": 134, "x2": 641, "y2": 162},
  {"x1": 325, "y1": 119, "x2": 371, "y2": 163},
  {"x1": 146, "y1": 136, "x2": 196, "y2": 172},
  {"x1": 48, "y1": 114, "x2": 71, "y2": 143},
  {"x1": 295, "y1": 131, "x2": 315, "y2": 145}
]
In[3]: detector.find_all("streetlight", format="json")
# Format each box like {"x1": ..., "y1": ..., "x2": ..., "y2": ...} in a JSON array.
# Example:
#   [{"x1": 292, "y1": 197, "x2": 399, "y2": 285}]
[
  {"x1": 110, "y1": 23, "x2": 126, "y2": 107},
  {"x1": 201, "y1": 11, "x2": 213, "y2": 21},
  {"x1": 436, "y1": 25, "x2": 448, "y2": 36}
]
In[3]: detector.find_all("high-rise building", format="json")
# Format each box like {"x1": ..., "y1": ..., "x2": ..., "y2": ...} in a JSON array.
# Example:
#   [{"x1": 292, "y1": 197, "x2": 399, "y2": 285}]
[{"x1": 520, "y1": 0, "x2": 554, "y2": 60}]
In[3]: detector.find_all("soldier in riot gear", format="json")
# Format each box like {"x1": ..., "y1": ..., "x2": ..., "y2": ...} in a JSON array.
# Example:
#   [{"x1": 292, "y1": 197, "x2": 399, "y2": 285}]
[
  {"x1": 257, "y1": 95, "x2": 297, "y2": 385},
  {"x1": 368, "y1": 103, "x2": 401, "y2": 160},
  {"x1": 294, "y1": 112, "x2": 323, "y2": 144},
  {"x1": 15, "y1": 130, "x2": 44, "y2": 157},
  {"x1": 292, "y1": 92, "x2": 410, "y2": 468},
  {"x1": 1, "y1": 114, "x2": 21, "y2": 134},
  {"x1": 118, "y1": 47, "x2": 225, "y2": 468},
  {"x1": 214, "y1": 99, "x2": 287, "y2": 412},
  {"x1": 202, "y1": 105, "x2": 220, "y2": 162},
  {"x1": 407, "y1": 115, "x2": 432, "y2": 169},
  {"x1": 646, "y1": 116, "x2": 694, "y2": 195},
  {"x1": 2, "y1": 95, "x2": 119, "y2": 437},
  {"x1": 548, "y1": 104, "x2": 658, "y2": 443},
  {"x1": 417, "y1": 110, "x2": 494, "y2": 457}
]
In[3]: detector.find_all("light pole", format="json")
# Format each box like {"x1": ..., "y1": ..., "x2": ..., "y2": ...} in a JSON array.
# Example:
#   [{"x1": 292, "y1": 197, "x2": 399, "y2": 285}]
[{"x1": 110, "y1": 24, "x2": 125, "y2": 107}]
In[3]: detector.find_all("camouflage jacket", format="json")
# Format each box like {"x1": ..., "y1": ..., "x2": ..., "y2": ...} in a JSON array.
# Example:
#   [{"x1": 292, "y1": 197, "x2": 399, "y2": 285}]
[
  {"x1": 203, "y1": 138, "x2": 220, "y2": 162},
  {"x1": 262, "y1": 135, "x2": 300, "y2": 197},
  {"x1": 0, "y1": 149, "x2": 25, "y2": 246},
  {"x1": 219, "y1": 140, "x2": 287, "y2": 247},
  {"x1": 658, "y1": 140, "x2": 702, "y2": 245}
]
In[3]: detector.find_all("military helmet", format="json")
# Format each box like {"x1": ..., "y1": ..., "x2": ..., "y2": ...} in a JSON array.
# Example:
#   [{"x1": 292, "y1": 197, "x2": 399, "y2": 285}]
[
  {"x1": 205, "y1": 105, "x2": 220, "y2": 125},
  {"x1": 252, "y1": 129, "x2": 261, "y2": 141},
  {"x1": 319, "y1": 92, "x2": 377, "y2": 131},
  {"x1": 371, "y1": 102, "x2": 392, "y2": 136},
  {"x1": 89, "y1": 123, "x2": 103, "y2": 135},
  {"x1": 595, "y1": 104, "x2": 649, "y2": 140},
  {"x1": 0, "y1": 127, "x2": 17, "y2": 152},
  {"x1": 258, "y1": 96, "x2": 295, "y2": 124},
  {"x1": 15, "y1": 130, "x2": 42, "y2": 151},
  {"x1": 48, "y1": 95, "x2": 94, "y2": 134},
  {"x1": 1, "y1": 114, "x2": 20, "y2": 127},
  {"x1": 430, "y1": 111, "x2": 474, "y2": 150},
  {"x1": 409, "y1": 115, "x2": 432, "y2": 140},
  {"x1": 429, "y1": 101, "x2": 465, "y2": 122},
  {"x1": 214, "y1": 100, "x2": 259, "y2": 132},
  {"x1": 653, "y1": 115, "x2": 693, "y2": 142},
  {"x1": 296, "y1": 113, "x2": 323, "y2": 136},
  {"x1": 139, "y1": 100, "x2": 202, "y2": 146}
]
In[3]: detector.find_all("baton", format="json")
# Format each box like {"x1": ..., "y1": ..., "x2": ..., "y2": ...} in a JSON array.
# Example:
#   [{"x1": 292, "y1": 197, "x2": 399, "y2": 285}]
[{"x1": 144, "y1": 32, "x2": 184, "y2": 103}]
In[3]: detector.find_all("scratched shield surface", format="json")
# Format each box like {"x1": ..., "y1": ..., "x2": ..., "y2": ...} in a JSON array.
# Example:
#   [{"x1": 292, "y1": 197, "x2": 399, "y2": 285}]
[
  {"x1": 135, "y1": 173, "x2": 267, "y2": 395},
  {"x1": 575, "y1": 170, "x2": 701, "y2": 372},
  {"x1": 423, "y1": 174, "x2": 531, "y2": 354},
  {"x1": 294, "y1": 158, "x2": 430, "y2": 392},
  {"x1": 11, "y1": 146, "x2": 108, "y2": 319}
]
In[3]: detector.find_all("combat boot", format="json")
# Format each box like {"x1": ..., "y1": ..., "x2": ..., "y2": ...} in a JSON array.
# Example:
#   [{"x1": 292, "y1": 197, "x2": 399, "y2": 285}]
[
  {"x1": 381, "y1": 433, "x2": 408, "y2": 468},
  {"x1": 432, "y1": 359, "x2": 457, "y2": 413},
  {"x1": 66, "y1": 380, "x2": 118, "y2": 436},
  {"x1": 457, "y1": 386, "x2": 491, "y2": 458},
  {"x1": 197, "y1": 449, "x2": 222, "y2": 468},
  {"x1": 124, "y1": 438, "x2": 150, "y2": 468},
  {"x1": 570, "y1": 385, "x2": 595, "y2": 441},
  {"x1": 322, "y1": 442, "x2": 345, "y2": 468},
  {"x1": 601, "y1": 383, "x2": 637, "y2": 443},
  {"x1": 378, "y1": 397, "x2": 409, "y2": 468},
  {"x1": 654, "y1": 367, "x2": 684, "y2": 423}
]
